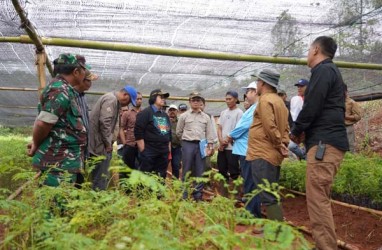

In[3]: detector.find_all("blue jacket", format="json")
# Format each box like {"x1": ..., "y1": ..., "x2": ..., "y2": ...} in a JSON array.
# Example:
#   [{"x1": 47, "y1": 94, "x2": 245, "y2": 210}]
[{"x1": 230, "y1": 103, "x2": 257, "y2": 156}]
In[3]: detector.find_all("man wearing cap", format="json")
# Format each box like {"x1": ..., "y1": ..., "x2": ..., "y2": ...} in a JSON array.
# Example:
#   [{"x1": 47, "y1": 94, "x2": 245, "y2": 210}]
[
  {"x1": 178, "y1": 103, "x2": 188, "y2": 114},
  {"x1": 134, "y1": 89, "x2": 171, "y2": 179},
  {"x1": 217, "y1": 91, "x2": 243, "y2": 196},
  {"x1": 176, "y1": 92, "x2": 215, "y2": 201},
  {"x1": 290, "y1": 36, "x2": 349, "y2": 249},
  {"x1": 225, "y1": 81, "x2": 261, "y2": 217},
  {"x1": 119, "y1": 92, "x2": 143, "y2": 176},
  {"x1": 247, "y1": 68, "x2": 289, "y2": 221},
  {"x1": 289, "y1": 79, "x2": 309, "y2": 160},
  {"x1": 278, "y1": 90, "x2": 293, "y2": 129},
  {"x1": 73, "y1": 67, "x2": 99, "y2": 187},
  {"x1": 28, "y1": 53, "x2": 88, "y2": 186},
  {"x1": 168, "y1": 104, "x2": 182, "y2": 179},
  {"x1": 88, "y1": 85, "x2": 138, "y2": 191}
]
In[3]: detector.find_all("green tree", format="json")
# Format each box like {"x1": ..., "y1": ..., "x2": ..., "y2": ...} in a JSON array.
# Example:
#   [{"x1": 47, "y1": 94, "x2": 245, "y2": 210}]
[
  {"x1": 271, "y1": 10, "x2": 304, "y2": 57},
  {"x1": 330, "y1": 0, "x2": 381, "y2": 60}
]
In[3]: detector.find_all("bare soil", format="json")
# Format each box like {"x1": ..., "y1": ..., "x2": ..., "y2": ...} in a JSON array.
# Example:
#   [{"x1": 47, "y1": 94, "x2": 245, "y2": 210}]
[{"x1": 283, "y1": 194, "x2": 382, "y2": 250}]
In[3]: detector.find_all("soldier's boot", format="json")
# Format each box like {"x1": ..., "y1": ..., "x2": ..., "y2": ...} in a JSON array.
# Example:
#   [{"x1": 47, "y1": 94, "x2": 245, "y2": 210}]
[{"x1": 266, "y1": 204, "x2": 284, "y2": 222}]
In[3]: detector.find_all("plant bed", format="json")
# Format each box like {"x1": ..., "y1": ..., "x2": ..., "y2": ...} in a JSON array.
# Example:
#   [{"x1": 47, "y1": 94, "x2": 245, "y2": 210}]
[
  {"x1": 331, "y1": 193, "x2": 382, "y2": 211},
  {"x1": 0, "y1": 170, "x2": 311, "y2": 250},
  {"x1": 280, "y1": 153, "x2": 382, "y2": 210}
]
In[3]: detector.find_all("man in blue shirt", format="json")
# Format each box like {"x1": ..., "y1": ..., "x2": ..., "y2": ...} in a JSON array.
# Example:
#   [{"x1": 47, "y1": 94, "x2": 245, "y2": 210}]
[{"x1": 225, "y1": 81, "x2": 261, "y2": 218}]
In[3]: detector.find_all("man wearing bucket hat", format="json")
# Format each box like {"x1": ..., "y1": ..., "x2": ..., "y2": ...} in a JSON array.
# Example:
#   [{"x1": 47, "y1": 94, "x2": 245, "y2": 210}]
[
  {"x1": 246, "y1": 68, "x2": 290, "y2": 221},
  {"x1": 134, "y1": 89, "x2": 171, "y2": 179},
  {"x1": 89, "y1": 84, "x2": 138, "y2": 191},
  {"x1": 28, "y1": 53, "x2": 89, "y2": 186}
]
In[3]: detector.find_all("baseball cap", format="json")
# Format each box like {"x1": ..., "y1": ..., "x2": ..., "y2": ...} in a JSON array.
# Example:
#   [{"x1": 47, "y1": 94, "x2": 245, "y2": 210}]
[
  {"x1": 169, "y1": 104, "x2": 178, "y2": 110},
  {"x1": 226, "y1": 90, "x2": 240, "y2": 104},
  {"x1": 150, "y1": 89, "x2": 170, "y2": 98},
  {"x1": 85, "y1": 70, "x2": 99, "y2": 81},
  {"x1": 294, "y1": 79, "x2": 309, "y2": 87},
  {"x1": 56, "y1": 53, "x2": 91, "y2": 70},
  {"x1": 241, "y1": 81, "x2": 257, "y2": 90},
  {"x1": 189, "y1": 91, "x2": 203, "y2": 100},
  {"x1": 178, "y1": 103, "x2": 188, "y2": 110},
  {"x1": 124, "y1": 85, "x2": 138, "y2": 106},
  {"x1": 278, "y1": 89, "x2": 287, "y2": 95}
]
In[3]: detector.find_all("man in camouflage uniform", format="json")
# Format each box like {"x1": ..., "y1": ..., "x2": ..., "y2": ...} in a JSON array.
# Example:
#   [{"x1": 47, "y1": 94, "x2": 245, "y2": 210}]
[{"x1": 28, "y1": 53, "x2": 89, "y2": 186}]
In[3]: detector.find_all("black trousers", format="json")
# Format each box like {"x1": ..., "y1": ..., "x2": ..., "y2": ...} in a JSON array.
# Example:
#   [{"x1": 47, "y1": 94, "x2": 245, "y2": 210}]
[
  {"x1": 217, "y1": 149, "x2": 240, "y2": 181},
  {"x1": 139, "y1": 146, "x2": 168, "y2": 179}
]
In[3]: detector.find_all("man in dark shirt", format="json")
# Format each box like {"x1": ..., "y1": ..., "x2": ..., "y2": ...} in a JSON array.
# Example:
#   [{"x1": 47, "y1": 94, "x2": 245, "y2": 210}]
[
  {"x1": 134, "y1": 89, "x2": 171, "y2": 179},
  {"x1": 290, "y1": 36, "x2": 349, "y2": 250}
]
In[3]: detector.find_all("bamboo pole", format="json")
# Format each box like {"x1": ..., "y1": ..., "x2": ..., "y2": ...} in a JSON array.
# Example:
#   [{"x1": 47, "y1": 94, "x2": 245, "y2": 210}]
[
  {"x1": 7, "y1": 172, "x2": 41, "y2": 201},
  {"x1": 1, "y1": 36, "x2": 382, "y2": 70},
  {"x1": 0, "y1": 87, "x2": 229, "y2": 102},
  {"x1": 286, "y1": 189, "x2": 382, "y2": 217},
  {"x1": 10, "y1": 1, "x2": 54, "y2": 77},
  {"x1": 36, "y1": 52, "x2": 47, "y2": 94},
  {"x1": 0, "y1": 104, "x2": 36, "y2": 109}
]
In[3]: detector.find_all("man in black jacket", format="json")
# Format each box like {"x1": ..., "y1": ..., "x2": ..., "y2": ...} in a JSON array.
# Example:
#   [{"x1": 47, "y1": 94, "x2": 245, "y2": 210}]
[
  {"x1": 134, "y1": 89, "x2": 171, "y2": 179},
  {"x1": 290, "y1": 36, "x2": 349, "y2": 250}
]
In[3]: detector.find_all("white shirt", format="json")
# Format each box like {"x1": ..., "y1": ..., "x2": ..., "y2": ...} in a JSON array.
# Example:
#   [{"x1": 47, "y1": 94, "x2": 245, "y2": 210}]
[{"x1": 290, "y1": 95, "x2": 304, "y2": 121}]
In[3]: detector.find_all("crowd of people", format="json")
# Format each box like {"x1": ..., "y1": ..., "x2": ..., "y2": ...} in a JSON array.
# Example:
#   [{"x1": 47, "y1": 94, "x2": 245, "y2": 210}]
[{"x1": 27, "y1": 36, "x2": 362, "y2": 250}]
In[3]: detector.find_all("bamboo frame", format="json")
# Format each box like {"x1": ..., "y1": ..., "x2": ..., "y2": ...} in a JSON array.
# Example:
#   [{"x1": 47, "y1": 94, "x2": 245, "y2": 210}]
[
  {"x1": 1, "y1": 35, "x2": 382, "y2": 70},
  {"x1": 0, "y1": 87, "x2": 229, "y2": 102},
  {"x1": 286, "y1": 189, "x2": 382, "y2": 217},
  {"x1": 10, "y1": 0, "x2": 54, "y2": 77}
]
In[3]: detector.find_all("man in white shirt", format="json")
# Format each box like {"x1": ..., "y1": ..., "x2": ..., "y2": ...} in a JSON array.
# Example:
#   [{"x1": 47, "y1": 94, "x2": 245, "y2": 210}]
[
  {"x1": 289, "y1": 79, "x2": 308, "y2": 160},
  {"x1": 217, "y1": 91, "x2": 243, "y2": 196}
]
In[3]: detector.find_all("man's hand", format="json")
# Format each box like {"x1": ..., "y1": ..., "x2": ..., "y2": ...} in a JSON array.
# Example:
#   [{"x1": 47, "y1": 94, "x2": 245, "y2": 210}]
[
  {"x1": 289, "y1": 133, "x2": 301, "y2": 144},
  {"x1": 105, "y1": 145, "x2": 113, "y2": 153},
  {"x1": 279, "y1": 144, "x2": 289, "y2": 157},
  {"x1": 27, "y1": 142, "x2": 37, "y2": 157}
]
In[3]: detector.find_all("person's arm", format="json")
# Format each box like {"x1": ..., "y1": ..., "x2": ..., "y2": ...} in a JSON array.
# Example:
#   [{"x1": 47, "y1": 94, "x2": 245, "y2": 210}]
[
  {"x1": 292, "y1": 66, "x2": 332, "y2": 137},
  {"x1": 348, "y1": 101, "x2": 362, "y2": 122},
  {"x1": 28, "y1": 120, "x2": 54, "y2": 156},
  {"x1": 99, "y1": 98, "x2": 117, "y2": 152},
  {"x1": 229, "y1": 105, "x2": 256, "y2": 140},
  {"x1": 176, "y1": 113, "x2": 185, "y2": 140},
  {"x1": 136, "y1": 139, "x2": 145, "y2": 152},
  {"x1": 258, "y1": 100, "x2": 283, "y2": 151},
  {"x1": 119, "y1": 112, "x2": 127, "y2": 145},
  {"x1": 28, "y1": 85, "x2": 68, "y2": 156},
  {"x1": 134, "y1": 110, "x2": 147, "y2": 152}
]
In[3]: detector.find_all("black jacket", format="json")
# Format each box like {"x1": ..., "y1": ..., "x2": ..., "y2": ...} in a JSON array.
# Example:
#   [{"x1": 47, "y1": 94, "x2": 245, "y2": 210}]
[{"x1": 291, "y1": 58, "x2": 349, "y2": 151}]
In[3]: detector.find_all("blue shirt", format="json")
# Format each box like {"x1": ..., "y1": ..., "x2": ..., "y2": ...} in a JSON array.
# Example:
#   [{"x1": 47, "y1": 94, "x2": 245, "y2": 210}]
[{"x1": 230, "y1": 103, "x2": 257, "y2": 156}]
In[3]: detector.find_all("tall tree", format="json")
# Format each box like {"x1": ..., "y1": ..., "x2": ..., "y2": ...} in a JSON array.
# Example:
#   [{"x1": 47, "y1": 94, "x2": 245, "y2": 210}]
[
  {"x1": 271, "y1": 10, "x2": 304, "y2": 57},
  {"x1": 330, "y1": 0, "x2": 381, "y2": 59}
]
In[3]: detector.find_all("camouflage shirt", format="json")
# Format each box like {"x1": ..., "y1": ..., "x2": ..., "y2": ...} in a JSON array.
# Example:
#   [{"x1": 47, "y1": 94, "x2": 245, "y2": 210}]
[{"x1": 32, "y1": 76, "x2": 87, "y2": 173}]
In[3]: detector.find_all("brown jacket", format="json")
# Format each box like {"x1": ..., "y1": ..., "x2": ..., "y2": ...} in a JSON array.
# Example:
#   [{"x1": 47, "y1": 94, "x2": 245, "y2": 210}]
[
  {"x1": 246, "y1": 92, "x2": 290, "y2": 166},
  {"x1": 88, "y1": 92, "x2": 120, "y2": 156}
]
